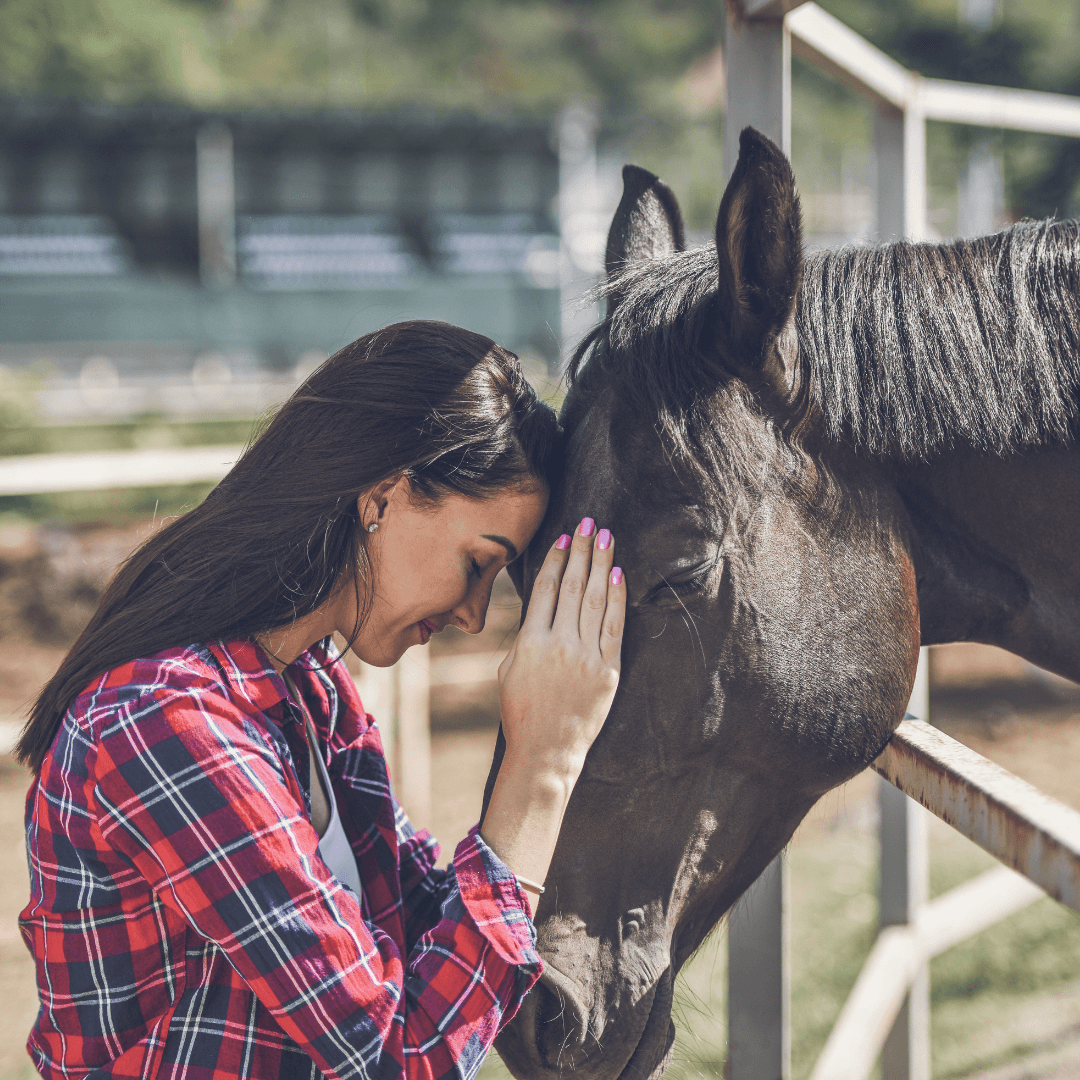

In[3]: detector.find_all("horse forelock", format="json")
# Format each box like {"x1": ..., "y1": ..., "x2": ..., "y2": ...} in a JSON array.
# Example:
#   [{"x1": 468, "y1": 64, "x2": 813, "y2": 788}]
[{"x1": 798, "y1": 218, "x2": 1080, "y2": 460}]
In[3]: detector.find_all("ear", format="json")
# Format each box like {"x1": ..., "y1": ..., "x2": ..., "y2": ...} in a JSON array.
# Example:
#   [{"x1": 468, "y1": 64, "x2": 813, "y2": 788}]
[
  {"x1": 605, "y1": 165, "x2": 686, "y2": 314},
  {"x1": 358, "y1": 475, "x2": 405, "y2": 528},
  {"x1": 715, "y1": 127, "x2": 803, "y2": 393}
]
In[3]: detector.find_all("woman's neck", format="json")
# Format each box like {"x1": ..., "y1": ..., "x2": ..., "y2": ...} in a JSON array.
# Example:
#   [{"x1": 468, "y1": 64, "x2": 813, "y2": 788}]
[{"x1": 256, "y1": 608, "x2": 335, "y2": 673}]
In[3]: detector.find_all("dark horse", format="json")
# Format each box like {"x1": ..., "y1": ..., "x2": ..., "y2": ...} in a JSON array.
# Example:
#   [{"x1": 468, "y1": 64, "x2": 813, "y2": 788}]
[{"x1": 485, "y1": 128, "x2": 1080, "y2": 1080}]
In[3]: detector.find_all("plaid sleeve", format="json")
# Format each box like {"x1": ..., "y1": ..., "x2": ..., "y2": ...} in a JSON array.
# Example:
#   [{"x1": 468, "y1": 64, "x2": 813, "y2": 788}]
[
  {"x1": 91, "y1": 684, "x2": 541, "y2": 1080},
  {"x1": 392, "y1": 802, "x2": 538, "y2": 971},
  {"x1": 394, "y1": 800, "x2": 454, "y2": 953}
]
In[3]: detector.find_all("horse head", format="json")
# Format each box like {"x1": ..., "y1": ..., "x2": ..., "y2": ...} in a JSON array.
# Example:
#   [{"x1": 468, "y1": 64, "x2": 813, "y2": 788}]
[{"x1": 487, "y1": 128, "x2": 921, "y2": 1080}]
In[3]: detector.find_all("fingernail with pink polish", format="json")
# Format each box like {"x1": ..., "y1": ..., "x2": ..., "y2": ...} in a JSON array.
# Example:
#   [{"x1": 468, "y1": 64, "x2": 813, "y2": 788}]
[
  {"x1": 555, "y1": 534, "x2": 572, "y2": 550},
  {"x1": 597, "y1": 528, "x2": 611, "y2": 550},
  {"x1": 579, "y1": 517, "x2": 595, "y2": 537},
  {"x1": 610, "y1": 567, "x2": 624, "y2": 586}
]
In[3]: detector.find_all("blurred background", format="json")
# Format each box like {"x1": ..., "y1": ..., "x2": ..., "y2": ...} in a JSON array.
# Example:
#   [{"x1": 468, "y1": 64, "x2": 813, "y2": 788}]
[{"x1": 2, "y1": 1, "x2": 1080, "y2": 1078}]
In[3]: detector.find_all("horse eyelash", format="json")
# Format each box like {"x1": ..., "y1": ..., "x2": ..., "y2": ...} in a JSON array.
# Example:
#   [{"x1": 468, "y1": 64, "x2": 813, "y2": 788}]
[{"x1": 647, "y1": 572, "x2": 707, "y2": 604}]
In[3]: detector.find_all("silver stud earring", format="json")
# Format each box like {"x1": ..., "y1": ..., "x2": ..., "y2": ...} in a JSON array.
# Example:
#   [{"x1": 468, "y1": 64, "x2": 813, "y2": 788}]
[{"x1": 367, "y1": 522, "x2": 379, "y2": 533}]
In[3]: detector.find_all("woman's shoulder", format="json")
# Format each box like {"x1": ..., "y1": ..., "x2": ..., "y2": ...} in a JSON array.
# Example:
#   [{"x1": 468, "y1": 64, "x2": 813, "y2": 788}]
[{"x1": 72, "y1": 639, "x2": 284, "y2": 728}]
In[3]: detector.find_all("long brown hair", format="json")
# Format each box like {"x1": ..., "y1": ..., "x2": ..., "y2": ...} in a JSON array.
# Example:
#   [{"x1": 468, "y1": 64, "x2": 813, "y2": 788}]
[{"x1": 19, "y1": 321, "x2": 559, "y2": 773}]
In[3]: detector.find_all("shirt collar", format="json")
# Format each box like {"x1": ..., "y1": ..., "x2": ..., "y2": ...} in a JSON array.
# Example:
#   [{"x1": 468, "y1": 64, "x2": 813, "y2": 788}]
[
  {"x1": 206, "y1": 637, "x2": 361, "y2": 744},
  {"x1": 207, "y1": 638, "x2": 292, "y2": 715}
]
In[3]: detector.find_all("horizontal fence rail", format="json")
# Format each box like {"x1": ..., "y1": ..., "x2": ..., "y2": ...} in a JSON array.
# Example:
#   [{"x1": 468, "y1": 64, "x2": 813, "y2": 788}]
[
  {"x1": 0, "y1": 446, "x2": 244, "y2": 495},
  {"x1": 788, "y1": 4, "x2": 1080, "y2": 137},
  {"x1": 810, "y1": 721, "x2": 1080, "y2": 1080},
  {"x1": 873, "y1": 720, "x2": 1080, "y2": 912}
]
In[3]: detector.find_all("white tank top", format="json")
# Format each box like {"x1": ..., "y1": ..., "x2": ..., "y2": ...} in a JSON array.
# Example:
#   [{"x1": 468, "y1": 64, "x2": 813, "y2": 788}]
[{"x1": 284, "y1": 672, "x2": 364, "y2": 900}]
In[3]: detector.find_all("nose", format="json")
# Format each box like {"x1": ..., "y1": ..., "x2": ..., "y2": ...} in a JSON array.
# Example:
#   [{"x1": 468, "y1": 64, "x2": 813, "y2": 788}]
[{"x1": 452, "y1": 582, "x2": 489, "y2": 635}]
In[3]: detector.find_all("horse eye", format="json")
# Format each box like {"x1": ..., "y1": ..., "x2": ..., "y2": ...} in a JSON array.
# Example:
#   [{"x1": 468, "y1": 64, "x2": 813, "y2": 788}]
[{"x1": 646, "y1": 566, "x2": 711, "y2": 606}]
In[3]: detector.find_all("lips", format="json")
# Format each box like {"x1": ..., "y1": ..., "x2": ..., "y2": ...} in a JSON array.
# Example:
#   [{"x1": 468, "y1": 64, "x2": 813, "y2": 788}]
[{"x1": 418, "y1": 619, "x2": 434, "y2": 644}]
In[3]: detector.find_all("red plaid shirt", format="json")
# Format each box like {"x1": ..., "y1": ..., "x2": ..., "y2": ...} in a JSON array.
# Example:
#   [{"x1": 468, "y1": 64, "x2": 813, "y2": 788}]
[{"x1": 21, "y1": 638, "x2": 541, "y2": 1080}]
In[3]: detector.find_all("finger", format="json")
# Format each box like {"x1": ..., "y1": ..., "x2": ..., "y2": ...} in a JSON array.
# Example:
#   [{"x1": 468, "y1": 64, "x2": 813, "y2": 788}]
[
  {"x1": 599, "y1": 566, "x2": 626, "y2": 668},
  {"x1": 520, "y1": 533, "x2": 572, "y2": 631},
  {"x1": 578, "y1": 527, "x2": 615, "y2": 650},
  {"x1": 551, "y1": 517, "x2": 597, "y2": 637}
]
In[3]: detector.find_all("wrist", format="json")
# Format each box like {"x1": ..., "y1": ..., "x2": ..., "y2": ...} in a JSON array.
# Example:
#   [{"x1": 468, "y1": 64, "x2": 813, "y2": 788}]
[
  {"x1": 479, "y1": 761, "x2": 578, "y2": 886},
  {"x1": 500, "y1": 744, "x2": 585, "y2": 798},
  {"x1": 496, "y1": 758, "x2": 577, "y2": 813}
]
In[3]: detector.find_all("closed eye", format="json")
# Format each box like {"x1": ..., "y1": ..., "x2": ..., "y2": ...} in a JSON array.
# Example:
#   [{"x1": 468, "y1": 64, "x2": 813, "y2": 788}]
[{"x1": 643, "y1": 565, "x2": 713, "y2": 606}]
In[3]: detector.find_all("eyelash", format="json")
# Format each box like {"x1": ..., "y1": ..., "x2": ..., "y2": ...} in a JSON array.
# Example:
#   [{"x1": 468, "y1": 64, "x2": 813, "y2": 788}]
[
  {"x1": 470, "y1": 559, "x2": 483, "y2": 580},
  {"x1": 646, "y1": 568, "x2": 712, "y2": 605}
]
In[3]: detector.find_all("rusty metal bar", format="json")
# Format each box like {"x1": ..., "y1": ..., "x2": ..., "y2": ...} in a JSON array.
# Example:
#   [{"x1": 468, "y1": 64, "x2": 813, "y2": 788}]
[{"x1": 873, "y1": 721, "x2": 1080, "y2": 912}]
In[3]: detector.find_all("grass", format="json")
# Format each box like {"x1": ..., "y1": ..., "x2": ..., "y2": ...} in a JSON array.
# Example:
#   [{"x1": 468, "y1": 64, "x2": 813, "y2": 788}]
[{"x1": 481, "y1": 786, "x2": 1080, "y2": 1080}]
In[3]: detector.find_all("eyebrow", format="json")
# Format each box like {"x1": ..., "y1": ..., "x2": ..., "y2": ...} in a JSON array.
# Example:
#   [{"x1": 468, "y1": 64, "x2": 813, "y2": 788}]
[{"x1": 482, "y1": 534, "x2": 519, "y2": 562}]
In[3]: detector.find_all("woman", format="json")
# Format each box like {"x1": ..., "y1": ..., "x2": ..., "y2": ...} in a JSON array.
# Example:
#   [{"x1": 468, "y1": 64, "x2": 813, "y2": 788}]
[{"x1": 17, "y1": 321, "x2": 625, "y2": 1080}]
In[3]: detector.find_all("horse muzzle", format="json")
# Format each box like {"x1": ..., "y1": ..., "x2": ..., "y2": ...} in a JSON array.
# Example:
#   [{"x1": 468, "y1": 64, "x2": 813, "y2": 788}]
[{"x1": 496, "y1": 963, "x2": 676, "y2": 1080}]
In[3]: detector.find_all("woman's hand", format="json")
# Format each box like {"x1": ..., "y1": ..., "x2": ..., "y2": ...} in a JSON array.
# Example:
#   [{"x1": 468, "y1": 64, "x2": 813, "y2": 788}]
[
  {"x1": 480, "y1": 518, "x2": 626, "y2": 892},
  {"x1": 498, "y1": 517, "x2": 625, "y2": 788}
]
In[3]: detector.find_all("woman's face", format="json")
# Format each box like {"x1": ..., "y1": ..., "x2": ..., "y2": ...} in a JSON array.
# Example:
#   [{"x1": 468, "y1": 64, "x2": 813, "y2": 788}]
[{"x1": 340, "y1": 479, "x2": 548, "y2": 667}]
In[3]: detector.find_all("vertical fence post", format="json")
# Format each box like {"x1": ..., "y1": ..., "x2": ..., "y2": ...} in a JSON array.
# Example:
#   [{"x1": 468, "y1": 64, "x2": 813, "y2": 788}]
[
  {"x1": 879, "y1": 650, "x2": 930, "y2": 1080},
  {"x1": 195, "y1": 121, "x2": 236, "y2": 288},
  {"x1": 876, "y1": 86, "x2": 930, "y2": 1079},
  {"x1": 902, "y1": 104, "x2": 928, "y2": 242},
  {"x1": 728, "y1": 855, "x2": 791, "y2": 1080},
  {"x1": 556, "y1": 105, "x2": 602, "y2": 367},
  {"x1": 723, "y1": 10, "x2": 791, "y2": 176},
  {"x1": 396, "y1": 649, "x2": 432, "y2": 829},
  {"x1": 354, "y1": 650, "x2": 432, "y2": 831},
  {"x1": 724, "y1": 8, "x2": 792, "y2": 1078}
]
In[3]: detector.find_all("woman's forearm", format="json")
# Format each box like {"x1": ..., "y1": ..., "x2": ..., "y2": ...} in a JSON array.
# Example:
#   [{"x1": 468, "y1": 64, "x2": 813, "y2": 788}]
[{"x1": 479, "y1": 756, "x2": 576, "y2": 887}]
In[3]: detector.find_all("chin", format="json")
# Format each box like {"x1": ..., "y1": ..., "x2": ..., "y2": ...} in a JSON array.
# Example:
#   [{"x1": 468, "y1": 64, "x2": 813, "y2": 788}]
[{"x1": 346, "y1": 639, "x2": 401, "y2": 669}]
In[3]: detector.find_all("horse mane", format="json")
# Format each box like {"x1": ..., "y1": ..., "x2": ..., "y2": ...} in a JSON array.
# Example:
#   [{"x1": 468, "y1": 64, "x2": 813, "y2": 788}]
[
  {"x1": 800, "y1": 218, "x2": 1080, "y2": 459},
  {"x1": 569, "y1": 218, "x2": 1080, "y2": 463}
]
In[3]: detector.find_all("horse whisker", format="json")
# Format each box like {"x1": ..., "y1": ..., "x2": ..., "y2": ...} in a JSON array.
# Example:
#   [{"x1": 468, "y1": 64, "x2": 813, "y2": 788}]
[{"x1": 661, "y1": 578, "x2": 707, "y2": 672}]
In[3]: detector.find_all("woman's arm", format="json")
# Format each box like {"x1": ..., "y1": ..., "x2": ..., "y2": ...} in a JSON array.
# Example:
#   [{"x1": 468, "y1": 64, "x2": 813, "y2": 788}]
[{"x1": 482, "y1": 520, "x2": 625, "y2": 886}]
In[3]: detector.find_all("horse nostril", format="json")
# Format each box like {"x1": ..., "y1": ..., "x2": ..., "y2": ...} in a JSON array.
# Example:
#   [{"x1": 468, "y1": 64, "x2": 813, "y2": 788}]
[
  {"x1": 532, "y1": 968, "x2": 591, "y2": 1066},
  {"x1": 622, "y1": 907, "x2": 645, "y2": 940}
]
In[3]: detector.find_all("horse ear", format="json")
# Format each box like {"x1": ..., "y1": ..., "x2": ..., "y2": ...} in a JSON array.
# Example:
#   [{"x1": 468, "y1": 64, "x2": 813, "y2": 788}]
[
  {"x1": 605, "y1": 165, "x2": 686, "y2": 313},
  {"x1": 714, "y1": 127, "x2": 803, "y2": 393}
]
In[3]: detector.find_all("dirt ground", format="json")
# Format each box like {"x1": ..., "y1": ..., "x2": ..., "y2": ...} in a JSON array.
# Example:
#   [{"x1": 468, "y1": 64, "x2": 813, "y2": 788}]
[{"x1": 1, "y1": 520, "x2": 1079, "y2": 1077}]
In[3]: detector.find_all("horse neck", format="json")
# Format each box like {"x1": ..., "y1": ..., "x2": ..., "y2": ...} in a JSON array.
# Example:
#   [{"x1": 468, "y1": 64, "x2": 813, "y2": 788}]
[{"x1": 892, "y1": 444, "x2": 1080, "y2": 682}]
